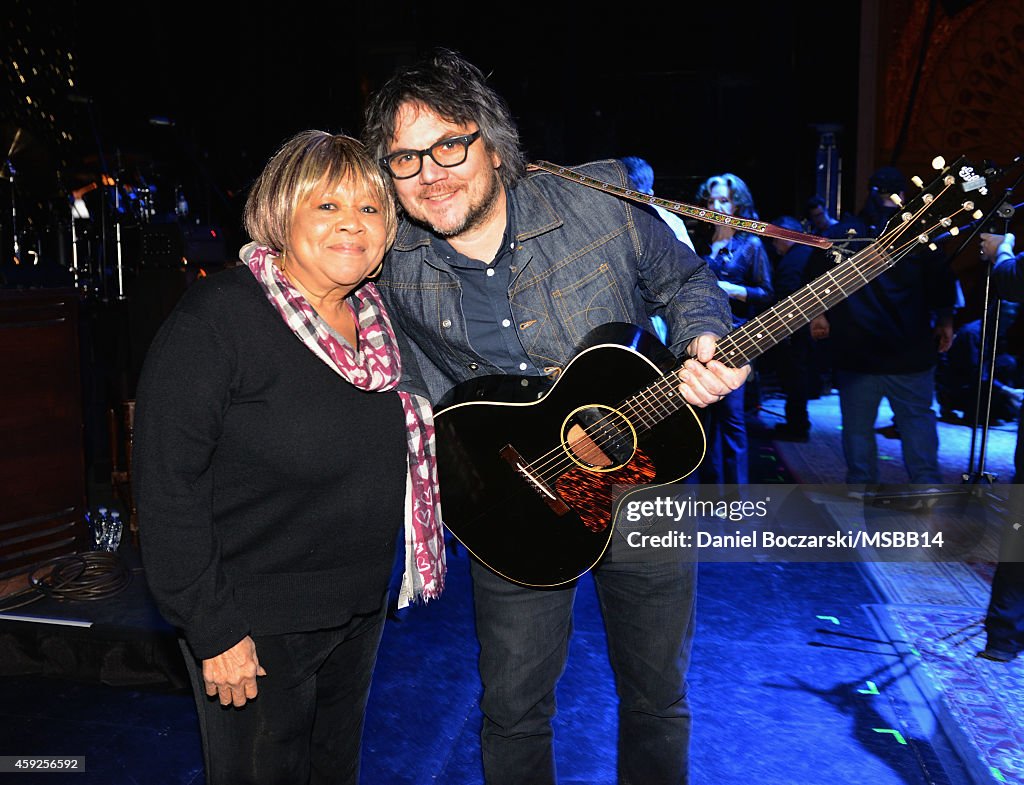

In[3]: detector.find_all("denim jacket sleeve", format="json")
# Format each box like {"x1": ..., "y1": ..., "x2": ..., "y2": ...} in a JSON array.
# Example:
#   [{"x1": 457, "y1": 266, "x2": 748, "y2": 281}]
[
  {"x1": 630, "y1": 194, "x2": 734, "y2": 356},
  {"x1": 512, "y1": 160, "x2": 732, "y2": 361}
]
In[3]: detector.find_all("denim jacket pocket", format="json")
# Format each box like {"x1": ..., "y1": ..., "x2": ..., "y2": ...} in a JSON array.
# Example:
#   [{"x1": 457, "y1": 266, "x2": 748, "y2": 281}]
[{"x1": 549, "y1": 262, "x2": 631, "y2": 347}]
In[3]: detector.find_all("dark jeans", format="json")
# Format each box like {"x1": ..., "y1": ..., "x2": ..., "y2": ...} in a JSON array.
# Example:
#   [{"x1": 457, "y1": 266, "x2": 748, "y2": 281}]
[
  {"x1": 471, "y1": 537, "x2": 696, "y2": 785},
  {"x1": 697, "y1": 381, "x2": 749, "y2": 485},
  {"x1": 984, "y1": 560, "x2": 1024, "y2": 656},
  {"x1": 775, "y1": 329, "x2": 812, "y2": 431},
  {"x1": 181, "y1": 595, "x2": 388, "y2": 785},
  {"x1": 835, "y1": 368, "x2": 941, "y2": 484}
]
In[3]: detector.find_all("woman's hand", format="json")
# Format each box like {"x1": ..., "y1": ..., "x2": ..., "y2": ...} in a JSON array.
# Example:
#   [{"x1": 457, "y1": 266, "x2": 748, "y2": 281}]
[
  {"x1": 718, "y1": 280, "x2": 746, "y2": 300},
  {"x1": 202, "y1": 635, "x2": 267, "y2": 707},
  {"x1": 810, "y1": 314, "x2": 830, "y2": 341}
]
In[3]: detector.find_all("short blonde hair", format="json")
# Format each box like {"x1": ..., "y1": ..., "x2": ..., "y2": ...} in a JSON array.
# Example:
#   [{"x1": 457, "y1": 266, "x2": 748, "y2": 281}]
[{"x1": 243, "y1": 130, "x2": 398, "y2": 253}]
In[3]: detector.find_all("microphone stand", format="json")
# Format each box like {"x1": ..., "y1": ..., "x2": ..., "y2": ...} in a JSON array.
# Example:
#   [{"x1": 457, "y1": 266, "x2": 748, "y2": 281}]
[
  {"x1": 963, "y1": 167, "x2": 1023, "y2": 486},
  {"x1": 870, "y1": 159, "x2": 1022, "y2": 510},
  {"x1": 112, "y1": 150, "x2": 127, "y2": 301}
]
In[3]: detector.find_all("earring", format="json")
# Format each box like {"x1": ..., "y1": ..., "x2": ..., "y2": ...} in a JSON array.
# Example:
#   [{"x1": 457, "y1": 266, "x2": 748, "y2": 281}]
[{"x1": 367, "y1": 260, "x2": 384, "y2": 280}]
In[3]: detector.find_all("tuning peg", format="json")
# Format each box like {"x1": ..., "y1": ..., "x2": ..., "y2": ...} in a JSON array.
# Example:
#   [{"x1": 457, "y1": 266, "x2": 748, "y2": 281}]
[
  {"x1": 910, "y1": 175, "x2": 924, "y2": 189},
  {"x1": 932, "y1": 156, "x2": 946, "y2": 170},
  {"x1": 890, "y1": 193, "x2": 904, "y2": 207}
]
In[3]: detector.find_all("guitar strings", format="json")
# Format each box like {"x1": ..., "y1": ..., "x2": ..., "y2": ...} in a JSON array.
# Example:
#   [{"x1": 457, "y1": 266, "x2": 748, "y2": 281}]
[
  {"x1": 519, "y1": 180, "x2": 972, "y2": 487},
  {"x1": 526, "y1": 220, "x2": 951, "y2": 487},
  {"x1": 717, "y1": 182, "x2": 965, "y2": 365},
  {"x1": 524, "y1": 210, "x2": 960, "y2": 487}
]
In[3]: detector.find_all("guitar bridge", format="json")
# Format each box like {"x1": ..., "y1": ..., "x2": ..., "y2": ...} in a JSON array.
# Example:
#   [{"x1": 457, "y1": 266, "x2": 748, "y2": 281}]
[{"x1": 499, "y1": 444, "x2": 571, "y2": 516}]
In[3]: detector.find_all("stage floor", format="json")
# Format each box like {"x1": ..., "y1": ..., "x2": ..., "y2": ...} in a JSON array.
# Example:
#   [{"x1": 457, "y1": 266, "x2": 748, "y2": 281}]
[{"x1": 0, "y1": 388, "x2": 1020, "y2": 785}]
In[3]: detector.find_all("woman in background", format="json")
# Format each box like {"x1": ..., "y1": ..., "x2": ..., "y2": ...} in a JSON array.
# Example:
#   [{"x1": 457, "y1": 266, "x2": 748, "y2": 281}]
[{"x1": 693, "y1": 172, "x2": 773, "y2": 484}]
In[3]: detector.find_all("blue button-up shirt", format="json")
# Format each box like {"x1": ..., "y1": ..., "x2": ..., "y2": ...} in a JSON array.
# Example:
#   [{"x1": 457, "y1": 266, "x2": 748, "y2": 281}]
[{"x1": 433, "y1": 208, "x2": 535, "y2": 375}]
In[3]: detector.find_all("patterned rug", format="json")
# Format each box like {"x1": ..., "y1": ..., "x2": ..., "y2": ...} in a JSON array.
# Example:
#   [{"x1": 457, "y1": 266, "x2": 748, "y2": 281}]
[
  {"x1": 758, "y1": 391, "x2": 1023, "y2": 783},
  {"x1": 870, "y1": 603, "x2": 1024, "y2": 785}
]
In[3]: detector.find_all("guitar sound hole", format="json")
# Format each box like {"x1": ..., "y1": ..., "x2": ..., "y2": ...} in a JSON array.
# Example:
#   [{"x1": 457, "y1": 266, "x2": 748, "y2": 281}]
[{"x1": 563, "y1": 405, "x2": 635, "y2": 470}]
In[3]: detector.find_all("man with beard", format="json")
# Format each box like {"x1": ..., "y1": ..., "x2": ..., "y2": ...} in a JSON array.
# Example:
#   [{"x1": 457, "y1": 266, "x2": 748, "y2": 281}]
[{"x1": 362, "y1": 49, "x2": 748, "y2": 785}]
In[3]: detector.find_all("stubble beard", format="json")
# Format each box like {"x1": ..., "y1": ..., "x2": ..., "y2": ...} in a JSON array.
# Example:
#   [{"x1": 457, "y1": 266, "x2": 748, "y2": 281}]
[{"x1": 408, "y1": 170, "x2": 503, "y2": 239}]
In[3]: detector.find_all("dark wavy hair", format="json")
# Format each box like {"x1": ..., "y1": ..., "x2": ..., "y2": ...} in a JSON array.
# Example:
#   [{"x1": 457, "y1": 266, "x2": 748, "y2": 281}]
[
  {"x1": 362, "y1": 48, "x2": 526, "y2": 189},
  {"x1": 694, "y1": 173, "x2": 760, "y2": 220}
]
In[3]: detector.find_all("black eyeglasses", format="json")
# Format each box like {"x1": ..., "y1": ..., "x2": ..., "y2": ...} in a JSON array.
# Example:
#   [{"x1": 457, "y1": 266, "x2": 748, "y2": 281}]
[{"x1": 380, "y1": 131, "x2": 482, "y2": 179}]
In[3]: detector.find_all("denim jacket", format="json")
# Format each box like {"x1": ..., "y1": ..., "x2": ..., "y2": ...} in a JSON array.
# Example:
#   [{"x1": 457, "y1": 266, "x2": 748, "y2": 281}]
[{"x1": 377, "y1": 159, "x2": 732, "y2": 405}]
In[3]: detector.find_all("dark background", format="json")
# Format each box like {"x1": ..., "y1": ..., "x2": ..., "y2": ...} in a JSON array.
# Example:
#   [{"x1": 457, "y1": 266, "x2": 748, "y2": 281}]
[
  {"x1": 3, "y1": 0, "x2": 863, "y2": 260},
  {"x1": 1, "y1": 0, "x2": 868, "y2": 491}
]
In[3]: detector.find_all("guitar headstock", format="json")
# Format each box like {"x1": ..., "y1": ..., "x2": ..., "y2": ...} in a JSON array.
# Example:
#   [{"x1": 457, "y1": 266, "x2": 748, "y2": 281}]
[{"x1": 878, "y1": 156, "x2": 1005, "y2": 254}]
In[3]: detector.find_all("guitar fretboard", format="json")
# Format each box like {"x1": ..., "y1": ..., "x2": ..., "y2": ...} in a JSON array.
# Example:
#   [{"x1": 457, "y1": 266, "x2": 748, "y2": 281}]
[
  {"x1": 715, "y1": 239, "x2": 895, "y2": 369},
  {"x1": 615, "y1": 161, "x2": 978, "y2": 433}
]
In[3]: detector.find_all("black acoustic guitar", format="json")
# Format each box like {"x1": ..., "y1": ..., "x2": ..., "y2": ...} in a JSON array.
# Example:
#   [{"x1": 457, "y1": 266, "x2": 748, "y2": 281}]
[{"x1": 434, "y1": 156, "x2": 1003, "y2": 587}]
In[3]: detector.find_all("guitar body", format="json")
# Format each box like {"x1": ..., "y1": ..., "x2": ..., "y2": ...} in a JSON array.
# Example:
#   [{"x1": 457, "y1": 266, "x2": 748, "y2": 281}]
[{"x1": 435, "y1": 324, "x2": 705, "y2": 587}]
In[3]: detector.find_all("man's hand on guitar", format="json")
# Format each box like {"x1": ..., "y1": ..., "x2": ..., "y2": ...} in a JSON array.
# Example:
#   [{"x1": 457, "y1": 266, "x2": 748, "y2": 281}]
[{"x1": 678, "y1": 333, "x2": 751, "y2": 407}]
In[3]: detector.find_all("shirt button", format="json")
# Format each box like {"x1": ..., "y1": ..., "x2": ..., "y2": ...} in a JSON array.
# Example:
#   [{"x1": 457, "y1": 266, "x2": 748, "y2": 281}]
[
  {"x1": 469, "y1": 362, "x2": 479, "y2": 371},
  {"x1": 441, "y1": 319, "x2": 452, "y2": 328},
  {"x1": 501, "y1": 319, "x2": 511, "y2": 328},
  {"x1": 519, "y1": 362, "x2": 528, "y2": 371},
  {"x1": 486, "y1": 268, "x2": 495, "y2": 277}
]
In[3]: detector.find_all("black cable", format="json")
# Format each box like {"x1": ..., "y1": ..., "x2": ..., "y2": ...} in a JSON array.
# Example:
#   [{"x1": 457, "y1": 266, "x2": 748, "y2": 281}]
[{"x1": 0, "y1": 551, "x2": 132, "y2": 613}]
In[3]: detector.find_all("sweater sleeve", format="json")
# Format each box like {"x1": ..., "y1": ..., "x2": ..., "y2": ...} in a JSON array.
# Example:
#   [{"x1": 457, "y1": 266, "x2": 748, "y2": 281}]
[{"x1": 133, "y1": 307, "x2": 250, "y2": 660}]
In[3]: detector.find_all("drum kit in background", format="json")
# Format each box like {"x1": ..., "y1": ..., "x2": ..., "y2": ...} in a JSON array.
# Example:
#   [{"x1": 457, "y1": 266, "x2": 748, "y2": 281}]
[{"x1": 1, "y1": 124, "x2": 193, "y2": 300}]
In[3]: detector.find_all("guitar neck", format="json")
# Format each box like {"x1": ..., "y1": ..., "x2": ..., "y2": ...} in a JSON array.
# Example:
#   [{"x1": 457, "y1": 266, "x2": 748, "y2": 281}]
[
  {"x1": 714, "y1": 235, "x2": 894, "y2": 369},
  {"x1": 630, "y1": 154, "x2": 1000, "y2": 422},
  {"x1": 619, "y1": 233, "x2": 906, "y2": 430}
]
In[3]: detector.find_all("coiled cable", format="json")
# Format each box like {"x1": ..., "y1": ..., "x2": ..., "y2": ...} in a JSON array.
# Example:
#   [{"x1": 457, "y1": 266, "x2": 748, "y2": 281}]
[{"x1": 0, "y1": 551, "x2": 132, "y2": 612}]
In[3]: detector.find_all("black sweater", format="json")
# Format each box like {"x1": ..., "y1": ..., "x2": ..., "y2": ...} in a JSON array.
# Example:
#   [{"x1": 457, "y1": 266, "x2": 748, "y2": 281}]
[
  {"x1": 806, "y1": 212, "x2": 957, "y2": 375},
  {"x1": 134, "y1": 266, "x2": 407, "y2": 660}
]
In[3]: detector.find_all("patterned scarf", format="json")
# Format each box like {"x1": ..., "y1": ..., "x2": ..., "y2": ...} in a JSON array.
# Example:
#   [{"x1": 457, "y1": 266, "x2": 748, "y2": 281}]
[{"x1": 242, "y1": 242, "x2": 445, "y2": 607}]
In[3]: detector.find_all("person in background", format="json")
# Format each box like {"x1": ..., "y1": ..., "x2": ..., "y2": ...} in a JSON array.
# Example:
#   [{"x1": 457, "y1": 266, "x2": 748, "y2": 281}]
[
  {"x1": 807, "y1": 166, "x2": 956, "y2": 487},
  {"x1": 363, "y1": 48, "x2": 746, "y2": 785},
  {"x1": 134, "y1": 130, "x2": 444, "y2": 785},
  {"x1": 805, "y1": 194, "x2": 839, "y2": 235},
  {"x1": 620, "y1": 155, "x2": 694, "y2": 343},
  {"x1": 764, "y1": 215, "x2": 815, "y2": 440},
  {"x1": 692, "y1": 172, "x2": 773, "y2": 484},
  {"x1": 936, "y1": 299, "x2": 1022, "y2": 426},
  {"x1": 619, "y1": 155, "x2": 695, "y2": 249},
  {"x1": 976, "y1": 230, "x2": 1024, "y2": 662}
]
